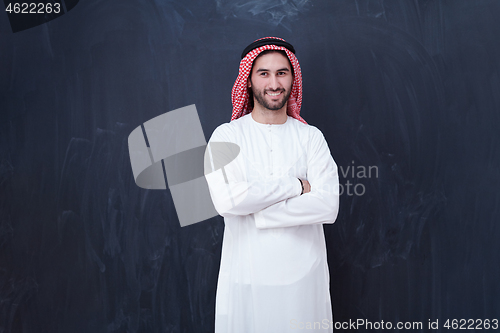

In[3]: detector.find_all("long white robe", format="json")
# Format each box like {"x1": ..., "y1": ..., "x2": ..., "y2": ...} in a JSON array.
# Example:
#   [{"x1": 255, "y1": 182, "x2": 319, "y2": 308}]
[{"x1": 204, "y1": 113, "x2": 340, "y2": 333}]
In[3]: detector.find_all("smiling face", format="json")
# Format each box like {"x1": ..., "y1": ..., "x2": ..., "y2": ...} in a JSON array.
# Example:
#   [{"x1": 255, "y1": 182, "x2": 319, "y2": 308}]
[{"x1": 247, "y1": 51, "x2": 293, "y2": 112}]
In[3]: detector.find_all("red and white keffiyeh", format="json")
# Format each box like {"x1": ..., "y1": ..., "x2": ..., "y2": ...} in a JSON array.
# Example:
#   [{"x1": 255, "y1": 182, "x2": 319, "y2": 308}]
[{"x1": 231, "y1": 37, "x2": 307, "y2": 124}]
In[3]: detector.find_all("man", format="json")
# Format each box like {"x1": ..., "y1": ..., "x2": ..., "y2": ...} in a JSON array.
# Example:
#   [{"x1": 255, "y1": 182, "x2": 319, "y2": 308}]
[{"x1": 204, "y1": 37, "x2": 340, "y2": 333}]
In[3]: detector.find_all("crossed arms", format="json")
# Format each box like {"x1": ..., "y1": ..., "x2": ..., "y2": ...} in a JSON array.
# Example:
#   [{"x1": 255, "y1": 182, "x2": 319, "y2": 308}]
[{"x1": 204, "y1": 124, "x2": 340, "y2": 229}]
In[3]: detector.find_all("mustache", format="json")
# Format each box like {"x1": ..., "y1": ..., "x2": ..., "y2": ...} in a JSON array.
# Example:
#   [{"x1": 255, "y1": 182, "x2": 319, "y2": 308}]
[{"x1": 265, "y1": 88, "x2": 285, "y2": 93}]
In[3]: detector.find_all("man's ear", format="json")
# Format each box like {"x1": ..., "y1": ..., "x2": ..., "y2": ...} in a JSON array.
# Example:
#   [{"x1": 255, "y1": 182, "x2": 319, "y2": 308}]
[{"x1": 247, "y1": 76, "x2": 252, "y2": 88}]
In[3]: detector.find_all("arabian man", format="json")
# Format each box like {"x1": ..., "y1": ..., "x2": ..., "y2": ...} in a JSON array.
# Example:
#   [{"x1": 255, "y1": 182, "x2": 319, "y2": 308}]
[{"x1": 205, "y1": 37, "x2": 340, "y2": 333}]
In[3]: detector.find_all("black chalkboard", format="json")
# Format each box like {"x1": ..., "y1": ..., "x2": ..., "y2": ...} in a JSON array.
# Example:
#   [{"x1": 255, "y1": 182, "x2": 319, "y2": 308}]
[{"x1": 1, "y1": 0, "x2": 499, "y2": 332}]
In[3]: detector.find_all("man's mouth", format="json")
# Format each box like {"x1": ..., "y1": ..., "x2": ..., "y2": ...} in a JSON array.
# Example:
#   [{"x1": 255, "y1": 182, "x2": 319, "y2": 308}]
[{"x1": 266, "y1": 90, "x2": 283, "y2": 97}]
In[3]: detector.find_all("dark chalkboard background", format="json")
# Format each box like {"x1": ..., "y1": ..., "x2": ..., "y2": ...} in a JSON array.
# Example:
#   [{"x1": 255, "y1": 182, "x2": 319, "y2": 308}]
[{"x1": 1, "y1": 0, "x2": 499, "y2": 332}]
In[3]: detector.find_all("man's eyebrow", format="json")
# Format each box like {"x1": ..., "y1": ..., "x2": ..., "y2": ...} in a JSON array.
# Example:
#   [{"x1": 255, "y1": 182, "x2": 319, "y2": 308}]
[{"x1": 255, "y1": 67, "x2": 291, "y2": 73}]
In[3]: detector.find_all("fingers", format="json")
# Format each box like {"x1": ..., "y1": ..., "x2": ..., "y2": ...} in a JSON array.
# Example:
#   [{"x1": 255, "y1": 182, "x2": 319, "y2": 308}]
[{"x1": 301, "y1": 179, "x2": 311, "y2": 194}]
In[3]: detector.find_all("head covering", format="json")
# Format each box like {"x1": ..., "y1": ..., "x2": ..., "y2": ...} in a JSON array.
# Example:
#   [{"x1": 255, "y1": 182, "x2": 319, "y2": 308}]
[{"x1": 231, "y1": 37, "x2": 307, "y2": 124}]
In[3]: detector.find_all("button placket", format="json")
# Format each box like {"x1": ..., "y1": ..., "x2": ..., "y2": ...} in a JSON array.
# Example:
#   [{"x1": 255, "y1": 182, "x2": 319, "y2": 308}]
[{"x1": 268, "y1": 125, "x2": 273, "y2": 176}]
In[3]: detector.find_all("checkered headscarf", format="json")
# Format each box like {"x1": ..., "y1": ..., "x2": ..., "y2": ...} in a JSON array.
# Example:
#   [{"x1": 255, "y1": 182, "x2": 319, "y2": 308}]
[{"x1": 231, "y1": 37, "x2": 307, "y2": 124}]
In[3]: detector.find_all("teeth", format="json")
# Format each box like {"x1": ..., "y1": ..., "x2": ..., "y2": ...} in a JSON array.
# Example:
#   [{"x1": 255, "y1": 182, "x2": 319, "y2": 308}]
[{"x1": 267, "y1": 92, "x2": 281, "y2": 96}]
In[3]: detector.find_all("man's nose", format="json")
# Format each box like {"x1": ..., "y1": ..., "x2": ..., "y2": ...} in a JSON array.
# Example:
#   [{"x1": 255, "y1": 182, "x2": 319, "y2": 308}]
[{"x1": 268, "y1": 74, "x2": 280, "y2": 90}]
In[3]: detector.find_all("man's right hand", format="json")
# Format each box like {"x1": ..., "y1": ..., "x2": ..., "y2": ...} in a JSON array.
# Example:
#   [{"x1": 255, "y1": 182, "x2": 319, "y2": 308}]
[{"x1": 300, "y1": 179, "x2": 311, "y2": 194}]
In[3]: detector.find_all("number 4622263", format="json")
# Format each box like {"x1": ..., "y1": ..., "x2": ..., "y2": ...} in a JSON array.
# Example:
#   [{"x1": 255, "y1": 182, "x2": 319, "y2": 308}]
[{"x1": 6, "y1": 2, "x2": 62, "y2": 14}]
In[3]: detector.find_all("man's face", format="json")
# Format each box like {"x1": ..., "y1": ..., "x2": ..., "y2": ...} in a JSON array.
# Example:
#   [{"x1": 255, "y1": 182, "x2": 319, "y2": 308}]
[{"x1": 247, "y1": 51, "x2": 293, "y2": 111}]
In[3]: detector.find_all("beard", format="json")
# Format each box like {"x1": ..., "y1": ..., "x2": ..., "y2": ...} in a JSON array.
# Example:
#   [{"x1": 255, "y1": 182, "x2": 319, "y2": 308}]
[{"x1": 251, "y1": 85, "x2": 292, "y2": 111}]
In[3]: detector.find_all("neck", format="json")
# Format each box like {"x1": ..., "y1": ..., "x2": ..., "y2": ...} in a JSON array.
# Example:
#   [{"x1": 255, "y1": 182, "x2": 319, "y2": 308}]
[{"x1": 251, "y1": 102, "x2": 288, "y2": 124}]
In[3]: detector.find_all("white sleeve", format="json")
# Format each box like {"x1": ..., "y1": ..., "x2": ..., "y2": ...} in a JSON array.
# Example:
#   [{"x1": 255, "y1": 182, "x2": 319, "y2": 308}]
[
  {"x1": 254, "y1": 128, "x2": 340, "y2": 229},
  {"x1": 204, "y1": 125, "x2": 302, "y2": 218}
]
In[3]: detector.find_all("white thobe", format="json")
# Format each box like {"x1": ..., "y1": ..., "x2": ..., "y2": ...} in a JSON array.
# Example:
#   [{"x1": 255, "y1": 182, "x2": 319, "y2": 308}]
[{"x1": 204, "y1": 113, "x2": 340, "y2": 333}]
